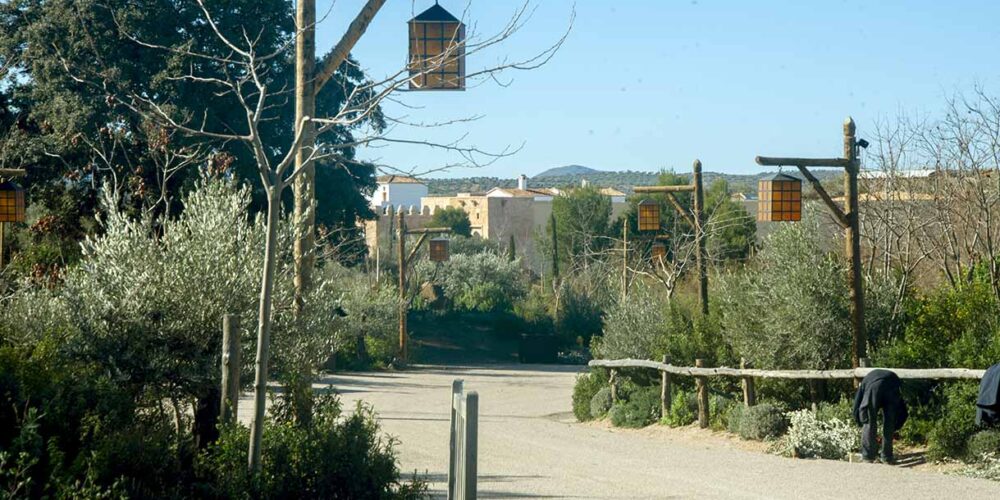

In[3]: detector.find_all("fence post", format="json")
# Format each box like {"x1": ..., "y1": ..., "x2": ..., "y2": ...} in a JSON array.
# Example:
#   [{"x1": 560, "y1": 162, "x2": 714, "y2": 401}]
[
  {"x1": 448, "y1": 379, "x2": 464, "y2": 500},
  {"x1": 856, "y1": 357, "x2": 870, "y2": 389},
  {"x1": 464, "y1": 391, "x2": 479, "y2": 500},
  {"x1": 660, "y1": 355, "x2": 672, "y2": 417},
  {"x1": 741, "y1": 358, "x2": 756, "y2": 407},
  {"x1": 695, "y1": 359, "x2": 709, "y2": 428},
  {"x1": 219, "y1": 314, "x2": 241, "y2": 424},
  {"x1": 610, "y1": 369, "x2": 618, "y2": 404}
]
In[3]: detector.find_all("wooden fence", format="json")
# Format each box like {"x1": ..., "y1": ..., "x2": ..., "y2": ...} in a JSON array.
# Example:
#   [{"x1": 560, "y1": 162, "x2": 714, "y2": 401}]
[{"x1": 589, "y1": 356, "x2": 986, "y2": 429}]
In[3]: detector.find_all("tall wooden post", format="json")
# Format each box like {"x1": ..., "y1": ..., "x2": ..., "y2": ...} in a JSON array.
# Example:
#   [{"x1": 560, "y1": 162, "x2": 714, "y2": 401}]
[
  {"x1": 844, "y1": 118, "x2": 867, "y2": 368},
  {"x1": 692, "y1": 160, "x2": 709, "y2": 316},
  {"x1": 695, "y1": 358, "x2": 709, "y2": 428},
  {"x1": 621, "y1": 219, "x2": 628, "y2": 302},
  {"x1": 292, "y1": 0, "x2": 318, "y2": 309},
  {"x1": 397, "y1": 208, "x2": 408, "y2": 363},
  {"x1": 220, "y1": 314, "x2": 241, "y2": 424}
]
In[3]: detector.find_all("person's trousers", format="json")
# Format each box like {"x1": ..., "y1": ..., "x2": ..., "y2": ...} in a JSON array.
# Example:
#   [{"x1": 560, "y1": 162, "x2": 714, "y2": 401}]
[{"x1": 861, "y1": 404, "x2": 896, "y2": 461}]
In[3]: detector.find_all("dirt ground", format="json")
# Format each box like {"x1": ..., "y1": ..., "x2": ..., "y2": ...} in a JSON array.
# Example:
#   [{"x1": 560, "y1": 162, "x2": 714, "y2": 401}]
[{"x1": 309, "y1": 364, "x2": 1000, "y2": 499}]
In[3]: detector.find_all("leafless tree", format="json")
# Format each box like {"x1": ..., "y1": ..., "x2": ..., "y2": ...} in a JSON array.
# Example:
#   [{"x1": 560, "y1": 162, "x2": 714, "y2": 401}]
[{"x1": 54, "y1": 0, "x2": 570, "y2": 471}]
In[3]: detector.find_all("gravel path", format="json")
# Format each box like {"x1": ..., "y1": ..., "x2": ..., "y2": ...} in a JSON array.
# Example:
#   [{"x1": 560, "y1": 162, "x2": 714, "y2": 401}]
[{"x1": 316, "y1": 364, "x2": 1000, "y2": 499}]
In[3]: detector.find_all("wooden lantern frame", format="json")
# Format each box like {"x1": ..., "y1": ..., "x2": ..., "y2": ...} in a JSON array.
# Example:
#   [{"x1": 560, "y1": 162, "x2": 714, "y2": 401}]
[
  {"x1": 0, "y1": 181, "x2": 25, "y2": 223},
  {"x1": 408, "y1": 3, "x2": 466, "y2": 91},
  {"x1": 637, "y1": 199, "x2": 660, "y2": 232},
  {"x1": 429, "y1": 237, "x2": 450, "y2": 262},
  {"x1": 757, "y1": 173, "x2": 802, "y2": 222}
]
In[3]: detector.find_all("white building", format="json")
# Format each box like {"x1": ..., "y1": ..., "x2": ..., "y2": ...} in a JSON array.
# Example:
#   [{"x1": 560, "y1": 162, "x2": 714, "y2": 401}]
[{"x1": 369, "y1": 175, "x2": 428, "y2": 210}]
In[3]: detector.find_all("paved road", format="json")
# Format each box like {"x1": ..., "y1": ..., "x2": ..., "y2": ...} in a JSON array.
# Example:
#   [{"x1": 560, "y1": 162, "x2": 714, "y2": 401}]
[{"x1": 318, "y1": 365, "x2": 1000, "y2": 499}]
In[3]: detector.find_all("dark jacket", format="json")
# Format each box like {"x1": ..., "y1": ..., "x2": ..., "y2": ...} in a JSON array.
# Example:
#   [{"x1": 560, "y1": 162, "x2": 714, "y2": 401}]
[
  {"x1": 977, "y1": 363, "x2": 1000, "y2": 427},
  {"x1": 853, "y1": 369, "x2": 908, "y2": 429}
]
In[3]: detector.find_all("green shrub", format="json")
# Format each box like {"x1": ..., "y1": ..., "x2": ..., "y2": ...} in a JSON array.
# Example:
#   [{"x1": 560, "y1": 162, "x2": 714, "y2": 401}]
[
  {"x1": 815, "y1": 399, "x2": 853, "y2": 425},
  {"x1": 590, "y1": 388, "x2": 614, "y2": 420},
  {"x1": 710, "y1": 395, "x2": 735, "y2": 430},
  {"x1": 967, "y1": 430, "x2": 1000, "y2": 462},
  {"x1": 780, "y1": 409, "x2": 857, "y2": 460},
  {"x1": 571, "y1": 370, "x2": 607, "y2": 421},
  {"x1": 928, "y1": 382, "x2": 980, "y2": 461},
  {"x1": 735, "y1": 404, "x2": 788, "y2": 440},
  {"x1": 609, "y1": 386, "x2": 661, "y2": 428},
  {"x1": 196, "y1": 393, "x2": 426, "y2": 499},
  {"x1": 664, "y1": 390, "x2": 697, "y2": 427},
  {"x1": 418, "y1": 252, "x2": 526, "y2": 313},
  {"x1": 726, "y1": 404, "x2": 745, "y2": 434}
]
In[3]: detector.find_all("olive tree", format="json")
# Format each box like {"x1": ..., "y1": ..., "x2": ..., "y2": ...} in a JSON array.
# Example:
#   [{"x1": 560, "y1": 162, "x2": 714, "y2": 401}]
[{"x1": 716, "y1": 207, "x2": 852, "y2": 370}]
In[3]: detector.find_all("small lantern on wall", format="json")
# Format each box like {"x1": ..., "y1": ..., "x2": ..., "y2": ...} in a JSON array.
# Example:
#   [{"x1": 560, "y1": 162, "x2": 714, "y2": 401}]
[
  {"x1": 408, "y1": 2, "x2": 465, "y2": 91},
  {"x1": 429, "y1": 237, "x2": 450, "y2": 262},
  {"x1": 651, "y1": 242, "x2": 667, "y2": 261},
  {"x1": 637, "y1": 199, "x2": 660, "y2": 232},
  {"x1": 757, "y1": 173, "x2": 802, "y2": 222},
  {"x1": 0, "y1": 181, "x2": 25, "y2": 223}
]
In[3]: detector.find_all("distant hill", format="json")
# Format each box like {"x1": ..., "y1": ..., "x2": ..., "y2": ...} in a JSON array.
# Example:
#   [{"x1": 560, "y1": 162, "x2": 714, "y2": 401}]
[
  {"x1": 424, "y1": 169, "x2": 844, "y2": 197},
  {"x1": 533, "y1": 165, "x2": 602, "y2": 178}
]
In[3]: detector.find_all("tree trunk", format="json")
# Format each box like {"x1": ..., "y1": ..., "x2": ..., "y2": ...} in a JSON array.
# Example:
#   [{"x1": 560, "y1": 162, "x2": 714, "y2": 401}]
[
  {"x1": 248, "y1": 191, "x2": 281, "y2": 473},
  {"x1": 293, "y1": 0, "x2": 318, "y2": 310}
]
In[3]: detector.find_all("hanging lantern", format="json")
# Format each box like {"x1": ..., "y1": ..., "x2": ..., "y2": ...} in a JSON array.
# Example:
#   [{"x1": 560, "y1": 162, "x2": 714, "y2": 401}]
[
  {"x1": 0, "y1": 181, "x2": 25, "y2": 223},
  {"x1": 429, "y1": 237, "x2": 450, "y2": 262},
  {"x1": 757, "y1": 173, "x2": 802, "y2": 222},
  {"x1": 408, "y1": 3, "x2": 466, "y2": 91},
  {"x1": 651, "y1": 242, "x2": 667, "y2": 261},
  {"x1": 637, "y1": 199, "x2": 660, "y2": 232}
]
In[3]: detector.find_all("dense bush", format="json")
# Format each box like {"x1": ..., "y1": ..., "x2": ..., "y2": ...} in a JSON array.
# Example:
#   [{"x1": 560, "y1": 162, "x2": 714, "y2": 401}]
[
  {"x1": 590, "y1": 388, "x2": 614, "y2": 420},
  {"x1": 967, "y1": 430, "x2": 1000, "y2": 462},
  {"x1": 730, "y1": 403, "x2": 788, "y2": 440},
  {"x1": 609, "y1": 386, "x2": 661, "y2": 428},
  {"x1": 780, "y1": 409, "x2": 857, "y2": 460},
  {"x1": 927, "y1": 382, "x2": 980, "y2": 461},
  {"x1": 419, "y1": 251, "x2": 526, "y2": 313},
  {"x1": 815, "y1": 399, "x2": 853, "y2": 425},
  {"x1": 664, "y1": 390, "x2": 697, "y2": 428},
  {"x1": 571, "y1": 369, "x2": 607, "y2": 421},
  {"x1": 716, "y1": 211, "x2": 851, "y2": 370},
  {"x1": 196, "y1": 394, "x2": 426, "y2": 499}
]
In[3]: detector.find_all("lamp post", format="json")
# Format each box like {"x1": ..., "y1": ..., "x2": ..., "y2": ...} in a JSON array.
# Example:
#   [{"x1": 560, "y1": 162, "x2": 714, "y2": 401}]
[
  {"x1": 633, "y1": 160, "x2": 709, "y2": 316},
  {"x1": 755, "y1": 117, "x2": 867, "y2": 369},
  {"x1": 396, "y1": 208, "x2": 452, "y2": 364}
]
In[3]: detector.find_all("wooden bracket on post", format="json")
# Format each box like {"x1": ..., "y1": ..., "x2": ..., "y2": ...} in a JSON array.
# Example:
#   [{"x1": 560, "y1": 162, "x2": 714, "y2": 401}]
[
  {"x1": 795, "y1": 166, "x2": 849, "y2": 228},
  {"x1": 663, "y1": 192, "x2": 695, "y2": 227}
]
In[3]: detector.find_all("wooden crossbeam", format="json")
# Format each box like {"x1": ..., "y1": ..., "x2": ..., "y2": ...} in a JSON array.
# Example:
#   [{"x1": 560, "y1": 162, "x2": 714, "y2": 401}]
[
  {"x1": 0, "y1": 169, "x2": 27, "y2": 178},
  {"x1": 755, "y1": 156, "x2": 849, "y2": 168},
  {"x1": 634, "y1": 185, "x2": 695, "y2": 193},
  {"x1": 405, "y1": 227, "x2": 451, "y2": 235}
]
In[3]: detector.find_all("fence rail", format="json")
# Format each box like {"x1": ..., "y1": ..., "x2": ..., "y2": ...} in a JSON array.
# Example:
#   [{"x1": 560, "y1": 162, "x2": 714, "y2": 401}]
[
  {"x1": 589, "y1": 359, "x2": 986, "y2": 380},
  {"x1": 589, "y1": 357, "x2": 986, "y2": 429}
]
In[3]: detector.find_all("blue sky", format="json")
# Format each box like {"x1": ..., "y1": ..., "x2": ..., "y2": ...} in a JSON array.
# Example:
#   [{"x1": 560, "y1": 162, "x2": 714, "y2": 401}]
[{"x1": 315, "y1": 0, "x2": 1000, "y2": 177}]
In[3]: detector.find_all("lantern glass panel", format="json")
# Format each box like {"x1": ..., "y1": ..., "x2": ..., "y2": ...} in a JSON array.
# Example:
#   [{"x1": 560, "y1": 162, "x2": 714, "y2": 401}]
[
  {"x1": 429, "y1": 238, "x2": 450, "y2": 262},
  {"x1": 0, "y1": 182, "x2": 25, "y2": 223},
  {"x1": 638, "y1": 200, "x2": 660, "y2": 232},
  {"x1": 757, "y1": 175, "x2": 802, "y2": 222},
  {"x1": 408, "y1": 5, "x2": 466, "y2": 91}
]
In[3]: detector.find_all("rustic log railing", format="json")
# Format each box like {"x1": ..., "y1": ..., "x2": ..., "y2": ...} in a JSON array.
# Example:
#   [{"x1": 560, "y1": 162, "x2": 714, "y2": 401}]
[{"x1": 589, "y1": 358, "x2": 986, "y2": 428}]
